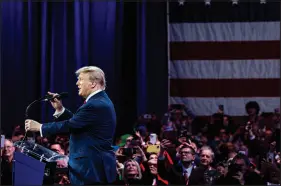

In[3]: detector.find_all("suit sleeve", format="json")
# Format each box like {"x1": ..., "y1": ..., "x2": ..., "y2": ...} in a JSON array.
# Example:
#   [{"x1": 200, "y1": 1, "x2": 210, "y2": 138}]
[
  {"x1": 41, "y1": 105, "x2": 98, "y2": 137},
  {"x1": 55, "y1": 108, "x2": 73, "y2": 122},
  {"x1": 40, "y1": 108, "x2": 73, "y2": 137}
]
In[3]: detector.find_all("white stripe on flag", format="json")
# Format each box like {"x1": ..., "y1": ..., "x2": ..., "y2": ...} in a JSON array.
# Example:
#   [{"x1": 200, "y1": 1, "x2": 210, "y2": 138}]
[
  {"x1": 170, "y1": 97, "x2": 280, "y2": 116},
  {"x1": 169, "y1": 21, "x2": 280, "y2": 115},
  {"x1": 169, "y1": 60, "x2": 280, "y2": 79},
  {"x1": 169, "y1": 22, "x2": 280, "y2": 42}
]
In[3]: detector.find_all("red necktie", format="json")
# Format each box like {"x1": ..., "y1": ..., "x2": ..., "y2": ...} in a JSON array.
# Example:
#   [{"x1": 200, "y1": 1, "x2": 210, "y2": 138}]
[
  {"x1": 83, "y1": 101, "x2": 86, "y2": 104},
  {"x1": 184, "y1": 170, "x2": 189, "y2": 185}
]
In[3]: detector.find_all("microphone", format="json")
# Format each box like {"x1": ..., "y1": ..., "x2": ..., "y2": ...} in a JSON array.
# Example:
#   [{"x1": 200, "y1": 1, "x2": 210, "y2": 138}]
[
  {"x1": 22, "y1": 92, "x2": 69, "y2": 145},
  {"x1": 43, "y1": 92, "x2": 68, "y2": 102}
]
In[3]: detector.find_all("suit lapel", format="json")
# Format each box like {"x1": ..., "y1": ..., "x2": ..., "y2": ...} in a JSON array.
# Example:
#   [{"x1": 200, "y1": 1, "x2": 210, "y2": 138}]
[{"x1": 172, "y1": 162, "x2": 184, "y2": 181}]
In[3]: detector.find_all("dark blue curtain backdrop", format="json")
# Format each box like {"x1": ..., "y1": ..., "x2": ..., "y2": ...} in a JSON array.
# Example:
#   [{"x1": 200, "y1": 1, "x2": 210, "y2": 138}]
[{"x1": 1, "y1": 2, "x2": 168, "y2": 138}]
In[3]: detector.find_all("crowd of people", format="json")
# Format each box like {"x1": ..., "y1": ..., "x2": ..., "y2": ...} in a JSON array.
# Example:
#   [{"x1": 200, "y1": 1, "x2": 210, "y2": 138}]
[{"x1": 1, "y1": 101, "x2": 280, "y2": 185}]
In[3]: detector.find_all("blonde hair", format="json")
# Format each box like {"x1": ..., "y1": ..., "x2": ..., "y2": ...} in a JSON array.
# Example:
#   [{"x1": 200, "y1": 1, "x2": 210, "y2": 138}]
[
  {"x1": 75, "y1": 66, "x2": 106, "y2": 89},
  {"x1": 122, "y1": 159, "x2": 142, "y2": 181}
]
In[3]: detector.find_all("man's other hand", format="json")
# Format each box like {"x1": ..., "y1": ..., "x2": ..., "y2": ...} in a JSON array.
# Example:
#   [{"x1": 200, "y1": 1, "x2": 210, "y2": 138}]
[{"x1": 25, "y1": 119, "x2": 42, "y2": 132}]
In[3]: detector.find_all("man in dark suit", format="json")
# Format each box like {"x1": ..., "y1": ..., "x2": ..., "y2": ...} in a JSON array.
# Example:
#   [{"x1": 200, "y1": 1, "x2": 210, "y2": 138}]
[
  {"x1": 158, "y1": 145, "x2": 197, "y2": 185},
  {"x1": 25, "y1": 66, "x2": 117, "y2": 185}
]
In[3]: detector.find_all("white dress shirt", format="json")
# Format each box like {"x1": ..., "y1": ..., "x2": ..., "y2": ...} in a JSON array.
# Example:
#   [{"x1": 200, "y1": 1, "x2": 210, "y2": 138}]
[{"x1": 182, "y1": 165, "x2": 193, "y2": 177}]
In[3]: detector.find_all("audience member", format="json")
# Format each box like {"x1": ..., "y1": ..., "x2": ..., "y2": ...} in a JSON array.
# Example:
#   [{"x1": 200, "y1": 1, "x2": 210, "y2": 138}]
[{"x1": 2, "y1": 101, "x2": 280, "y2": 185}]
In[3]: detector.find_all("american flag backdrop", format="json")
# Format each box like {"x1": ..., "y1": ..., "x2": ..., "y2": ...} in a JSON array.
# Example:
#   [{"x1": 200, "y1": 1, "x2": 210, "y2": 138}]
[{"x1": 168, "y1": 2, "x2": 280, "y2": 116}]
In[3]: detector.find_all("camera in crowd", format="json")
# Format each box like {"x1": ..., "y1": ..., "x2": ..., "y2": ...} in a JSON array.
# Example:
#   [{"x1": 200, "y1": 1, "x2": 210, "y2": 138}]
[
  {"x1": 179, "y1": 130, "x2": 192, "y2": 141},
  {"x1": 143, "y1": 114, "x2": 152, "y2": 119},
  {"x1": 122, "y1": 147, "x2": 138, "y2": 157},
  {"x1": 245, "y1": 121, "x2": 253, "y2": 131},
  {"x1": 178, "y1": 130, "x2": 193, "y2": 144},
  {"x1": 204, "y1": 169, "x2": 221, "y2": 185},
  {"x1": 120, "y1": 134, "x2": 141, "y2": 157}
]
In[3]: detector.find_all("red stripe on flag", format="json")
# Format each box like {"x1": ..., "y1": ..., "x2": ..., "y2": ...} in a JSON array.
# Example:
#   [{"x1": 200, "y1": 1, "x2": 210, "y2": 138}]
[
  {"x1": 170, "y1": 41, "x2": 280, "y2": 60},
  {"x1": 170, "y1": 78, "x2": 279, "y2": 97}
]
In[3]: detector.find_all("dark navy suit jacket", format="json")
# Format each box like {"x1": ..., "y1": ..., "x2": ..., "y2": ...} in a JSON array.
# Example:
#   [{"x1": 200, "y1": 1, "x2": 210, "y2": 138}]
[{"x1": 41, "y1": 91, "x2": 117, "y2": 184}]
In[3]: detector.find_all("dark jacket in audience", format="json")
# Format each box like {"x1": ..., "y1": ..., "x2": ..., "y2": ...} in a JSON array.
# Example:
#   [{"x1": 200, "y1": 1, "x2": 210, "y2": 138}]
[{"x1": 1, "y1": 158, "x2": 13, "y2": 185}]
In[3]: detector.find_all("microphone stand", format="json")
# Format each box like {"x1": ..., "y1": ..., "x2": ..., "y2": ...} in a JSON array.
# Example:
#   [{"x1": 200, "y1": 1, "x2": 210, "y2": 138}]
[
  {"x1": 21, "y1": 97, "x2": 45, "y2": 146},
  {"x1": 20, "y1": 92, "x2": 66, "y2": 146}
]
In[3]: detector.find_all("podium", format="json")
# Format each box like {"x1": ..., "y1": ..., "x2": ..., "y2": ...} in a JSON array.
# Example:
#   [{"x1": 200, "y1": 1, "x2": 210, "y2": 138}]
[{"x1": 13, "y1": 141, "x2": 68, "y2": 185}]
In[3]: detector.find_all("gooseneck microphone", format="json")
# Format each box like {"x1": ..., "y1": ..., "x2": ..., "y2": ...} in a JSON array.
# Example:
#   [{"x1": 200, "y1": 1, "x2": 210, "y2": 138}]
[
  {"x1": 21, "y1": 92, "x2": 69, "y2": 144},
  {"x1": 42, "y1": 92, "x2": 69, "y2": 102},
  {"x1": 25, "y1": 92, "x2": 69, "y2": 118}
]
